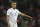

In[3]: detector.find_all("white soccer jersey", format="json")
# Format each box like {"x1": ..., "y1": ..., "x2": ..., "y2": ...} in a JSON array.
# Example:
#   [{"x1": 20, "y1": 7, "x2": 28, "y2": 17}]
[{"x1": 7, "y1": 8, "x2": 21, "y2": 27}]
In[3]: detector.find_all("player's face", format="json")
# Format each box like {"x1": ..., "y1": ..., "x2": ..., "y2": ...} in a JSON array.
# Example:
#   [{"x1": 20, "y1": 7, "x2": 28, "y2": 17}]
[{"x1": 11, "y1": 2, "x2": 16, "y2": 9}]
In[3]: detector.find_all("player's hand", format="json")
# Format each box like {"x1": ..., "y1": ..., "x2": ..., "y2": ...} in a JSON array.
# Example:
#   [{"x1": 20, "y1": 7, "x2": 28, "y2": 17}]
[
  {"x1": 30, "y1": 18, "x2": 32, "y2": 21},
  {"x1": 26, "y1": 16, "x2": 32, "y2": 20},
  {"x1": 8, "y1": 23, "x2": 10, "y2": 27},
  {"x1": 29, "y1": 16, "x2": 32, "y2": 21},
  {"x1": 29, "y1": 16, "x2": 32, "y2": 20}
]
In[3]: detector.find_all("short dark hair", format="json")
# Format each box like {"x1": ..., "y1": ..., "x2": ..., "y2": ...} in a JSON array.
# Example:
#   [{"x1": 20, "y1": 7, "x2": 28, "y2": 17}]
[
  {"x1": 11, "y1": 1, "x2": 17, "y2": 6},
  {"x1": 12, "y1": 1, "x2": 17, "y2": 3}
]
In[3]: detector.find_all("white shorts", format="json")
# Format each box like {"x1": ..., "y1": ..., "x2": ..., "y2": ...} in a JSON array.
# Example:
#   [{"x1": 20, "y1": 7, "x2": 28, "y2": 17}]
[{"x1": 9, "y1": 21, "x2": 18, "y2": 27}]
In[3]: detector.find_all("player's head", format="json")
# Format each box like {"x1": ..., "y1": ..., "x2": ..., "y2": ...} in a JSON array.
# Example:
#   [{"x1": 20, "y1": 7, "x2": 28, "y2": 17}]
[{"x1": 11, "y1": 1, "x2": 17, "y2": 9}]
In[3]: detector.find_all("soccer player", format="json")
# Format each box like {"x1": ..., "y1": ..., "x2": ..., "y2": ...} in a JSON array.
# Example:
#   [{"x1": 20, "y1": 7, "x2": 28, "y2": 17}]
[{"x1": 7, "y1": 1, "x2": 32, "y2": 27}]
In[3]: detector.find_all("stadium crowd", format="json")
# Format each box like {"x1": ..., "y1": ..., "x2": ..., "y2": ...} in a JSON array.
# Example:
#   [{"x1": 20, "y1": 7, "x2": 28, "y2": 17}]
[{"x1": 0, "y1": 0, "x2": 40, "y2": 27}]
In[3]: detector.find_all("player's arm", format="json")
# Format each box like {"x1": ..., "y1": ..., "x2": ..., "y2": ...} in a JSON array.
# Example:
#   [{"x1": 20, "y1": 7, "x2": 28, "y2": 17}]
[
  {"x1": 18, "y1": 10, "x2": 32, "y2": 20},
  {"x1": 7, "y1": 9, "x2": 10, "y2": 27},
  {"x1": 19, "y1": 13, "x2": 32, "y2": 19}
]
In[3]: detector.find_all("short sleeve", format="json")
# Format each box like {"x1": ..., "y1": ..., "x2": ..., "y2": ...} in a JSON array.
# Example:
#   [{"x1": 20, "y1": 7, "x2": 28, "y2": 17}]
[
  {"x1": 17, "y1": 10, "x2": 21, "y2": 15},
  {"x1": 7, "y1": 9, "x2": 10, "y2": 15}
]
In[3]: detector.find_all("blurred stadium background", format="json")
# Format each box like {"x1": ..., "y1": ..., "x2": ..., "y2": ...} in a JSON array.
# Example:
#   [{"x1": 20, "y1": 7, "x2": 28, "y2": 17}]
[{"x1": 0, "y1": 0, "x2": 40, "y2": 27}]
